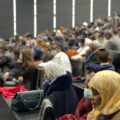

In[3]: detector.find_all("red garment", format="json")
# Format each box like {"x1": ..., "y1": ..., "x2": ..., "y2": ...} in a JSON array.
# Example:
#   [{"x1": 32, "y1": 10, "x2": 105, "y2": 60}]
[
  {"x1": 76, "y1": 97, "x2": 92, "y2": 118},
  {"x1": 59, "y1": 97, "x2": 92, "y2": 120},
  {"x1": 0, "y1": 85, "x2": 28, "y2": 101},
  {"x1": 59, "y1": 114, "x2": 76, "y2": 120}
]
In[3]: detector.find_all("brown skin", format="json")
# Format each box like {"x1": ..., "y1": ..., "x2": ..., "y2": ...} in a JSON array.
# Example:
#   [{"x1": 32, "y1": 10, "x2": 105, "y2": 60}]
[{"x1": 90, "y1": 87, "x2": 101, "y2": 109}]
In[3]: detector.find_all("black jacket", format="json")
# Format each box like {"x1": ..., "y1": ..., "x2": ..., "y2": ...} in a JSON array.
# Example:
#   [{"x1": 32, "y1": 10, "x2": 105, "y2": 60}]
[{"x1": 43, "y1": 72, "x2": 78, "y2": 118}]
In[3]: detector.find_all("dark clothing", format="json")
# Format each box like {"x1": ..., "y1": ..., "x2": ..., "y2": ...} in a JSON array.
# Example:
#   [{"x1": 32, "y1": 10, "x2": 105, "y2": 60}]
[
  {"x1": 43, "y1": 72, "x2": 78, "y2": 118},
  {"x1": 34, "y1": 47, "x2": 43, "y2": 61},
  {"x1": 0, "y1": 56, "x2": 15, "y2": 73},
  {"x1": 59, "y1": 97, "x2": 92, "y2": 120},
  {"x1": 20, "y1": 67, "x2": 38, "y2": 90},
  {"x1": 0, "y1": 77, "x2": 3, "y2": 87},
  {"x1": 11, "y1": 64, "x2": 38, "y2": 90},
  {"x1": 85, "y1": 52, "x2": 115, "y2": 72},
  {"x1": 108, "y1": 50, "x2": 120, "y2": 72}
]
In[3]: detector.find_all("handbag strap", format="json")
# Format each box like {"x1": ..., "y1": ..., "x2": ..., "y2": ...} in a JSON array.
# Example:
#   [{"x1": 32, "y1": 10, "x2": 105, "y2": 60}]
[{"x1": 20, "y1": 90, "x2": 43, "y2": 111}]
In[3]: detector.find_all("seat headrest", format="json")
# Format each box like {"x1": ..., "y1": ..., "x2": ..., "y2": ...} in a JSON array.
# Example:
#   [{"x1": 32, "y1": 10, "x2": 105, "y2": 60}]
[{"x1": 38, "y1": 98, "x2": 56, "y2": 120}]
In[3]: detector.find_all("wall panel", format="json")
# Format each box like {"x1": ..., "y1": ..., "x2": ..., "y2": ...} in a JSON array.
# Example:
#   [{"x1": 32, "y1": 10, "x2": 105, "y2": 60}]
[
  {"x1": 56, "y1": 0, "x2": 72, "y2": 28},
  {"x1": 76, "y1": 0, "x2": 90, "y2": 25},
  {"x1": 0, "y1": 0, "x2": 13, "y2": 38},
  {"x1": 94, "y1": 0, "x2": 108, "y2": 20},
  {"x1": 37, "y1": 0, "x2": 53, "y2": 33},
  {"x1": 17, "y1": 0, "x2": 33, "y2": 35}
]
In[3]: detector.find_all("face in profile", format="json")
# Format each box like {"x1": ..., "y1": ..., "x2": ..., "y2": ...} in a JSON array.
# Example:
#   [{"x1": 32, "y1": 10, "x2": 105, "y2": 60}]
[{"x1": 90, "y1": 87, "x2": 101, "y2": 108}]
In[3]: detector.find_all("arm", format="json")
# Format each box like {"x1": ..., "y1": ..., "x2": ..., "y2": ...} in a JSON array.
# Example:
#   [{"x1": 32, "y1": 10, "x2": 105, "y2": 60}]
[{"x1": 85, "y1": 52, "x2": 101, "y2": 72}]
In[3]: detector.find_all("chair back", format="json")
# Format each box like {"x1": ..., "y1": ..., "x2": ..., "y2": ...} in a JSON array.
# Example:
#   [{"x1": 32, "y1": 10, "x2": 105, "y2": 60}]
[{"x1": 38, "y1": 98, "x2": 56, "y2": 120}]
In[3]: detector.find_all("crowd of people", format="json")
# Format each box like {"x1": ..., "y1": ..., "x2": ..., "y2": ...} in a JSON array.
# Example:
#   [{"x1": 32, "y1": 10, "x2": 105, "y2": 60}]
[{"x1": 0, "y1": 12, "x2": 120, "y2": 119}]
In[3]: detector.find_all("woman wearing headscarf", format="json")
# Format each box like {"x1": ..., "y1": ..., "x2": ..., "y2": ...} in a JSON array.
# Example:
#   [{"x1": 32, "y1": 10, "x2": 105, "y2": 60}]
[
  {"x1": 40, "y1": 61, "x2": 78, "y2": 118},
  {"x1": 87, "y1": 70, "x2": 120, "y2": 120}
]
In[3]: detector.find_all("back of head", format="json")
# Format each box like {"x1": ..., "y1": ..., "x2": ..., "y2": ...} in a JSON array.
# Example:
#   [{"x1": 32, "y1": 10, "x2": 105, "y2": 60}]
[
  {"x1": 96, "y1": 49, "x2": 110, "y2": 63},
  {"x1": 40, "y1": 61, "x2": 66, "y2": 81},
  {"x1": 89, "y1": 70, "x2": 120, "y2": 115},
  {"x1": 21, "y1": 48, "x2": 34, "y2": 61},
  {"x1": 77, "y1": 35, "x2": 85, "y2": 45},
  {"x1": 19, "y1": 48, "x2": 37, "y2": 68},
  {"x1": 104, "y1": 30, "x2": 112, "y2": 40}
]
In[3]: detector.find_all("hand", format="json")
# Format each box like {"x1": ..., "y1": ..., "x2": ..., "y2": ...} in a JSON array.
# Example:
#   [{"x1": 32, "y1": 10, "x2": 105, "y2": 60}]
[
  {"x1": 3, "y1": 72, "x2": 10, "y2": 80},
  {"x1": 18, "y1": 76, "x2": 24, "y2": 82}
]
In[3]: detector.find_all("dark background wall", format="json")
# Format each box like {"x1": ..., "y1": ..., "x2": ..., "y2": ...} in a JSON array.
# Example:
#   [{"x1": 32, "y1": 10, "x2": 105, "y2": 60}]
[
  {"x1": 94, "y1": 0, "x2": 108, "y2": 20},
  {"x1": 76, "y1": 0, "x2": 90, "y2": 25},
  {"x1": 111, "y1": 0, "x2": 120, "y2": 14},
  {"x1": 17, "y1": 0, "x2": 33, "y2": 35},
  {"x1": 56, "y1": 0, "x2": 72, "y2": 28},
  {"x1": 37, "y1": 0, "x2": 53, "y2": 34},
  {"x1": 0, "y1": 0, "x2": 13, "y2": 38},
  {"x1": 0, "y1": 0, "x2": 120, "y2": 38}
]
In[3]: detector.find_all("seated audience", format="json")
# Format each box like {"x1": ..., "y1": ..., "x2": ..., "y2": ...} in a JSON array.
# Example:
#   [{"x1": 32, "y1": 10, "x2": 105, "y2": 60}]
[
  {"x1": 85, "y1": 48, "x2": 115, "y2": 72},
  {"x1": 71, "y1": 35, "x2": 90, "y2": 61},
  {"x1": 12, "y1": 48, "x2": 38, "y2": 90}
]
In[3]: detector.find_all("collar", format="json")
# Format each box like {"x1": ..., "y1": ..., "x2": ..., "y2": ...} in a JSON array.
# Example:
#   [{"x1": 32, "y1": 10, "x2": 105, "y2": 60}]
[{"x1": 100, "y1": 63, "x2": 110, "y2": 65}]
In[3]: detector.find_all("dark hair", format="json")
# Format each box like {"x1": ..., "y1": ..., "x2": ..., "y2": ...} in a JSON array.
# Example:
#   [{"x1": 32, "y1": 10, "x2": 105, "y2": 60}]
[
  {"x1": 77, "y1": 35, "x2": 85, "y2": 44},
  {"x1": 96, "y1": 49, "x2": 110, "y2": 62}
]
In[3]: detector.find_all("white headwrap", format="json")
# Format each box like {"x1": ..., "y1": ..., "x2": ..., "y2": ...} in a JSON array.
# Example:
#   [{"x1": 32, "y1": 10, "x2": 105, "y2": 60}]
[{"x1": 39, "y1": 61, "x2": 66, "y2": 81}]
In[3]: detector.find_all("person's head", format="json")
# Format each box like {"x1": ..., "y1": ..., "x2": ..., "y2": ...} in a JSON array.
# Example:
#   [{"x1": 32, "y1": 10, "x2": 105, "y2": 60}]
[
  {"x1": 88, "y1": 70, "x2": 120, "y2": 115},
  {"x1": 77, "y1": 35, "x2": 85, "y2": 46},
  {"x1": 94, "y1": 31, "x2": 100, "y2": 40},
  {"x1": 68, "y1": 38, "x2": 76, "y2": 47},
  {"x1": 18, "y1": 36, "x2": 26, "y2": 45},
  {"x1": 51, "y1": 44, "x2": 63, "y2": 56},
  {"x1": 104, "y1": 31, "x2": 112, "y2": 40},
  {"x1": 40, "y1": 61, "x2": 66, "y2": 82},
  {"x1": 24, "y1": 33, "x2": 33, "y2": 40},
  {"x1": 18, "y1": 48, "x2": 37, "y2": 68},
  {"x1": 96, "y1": 48, "x2": 111, "y2": 63}
]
